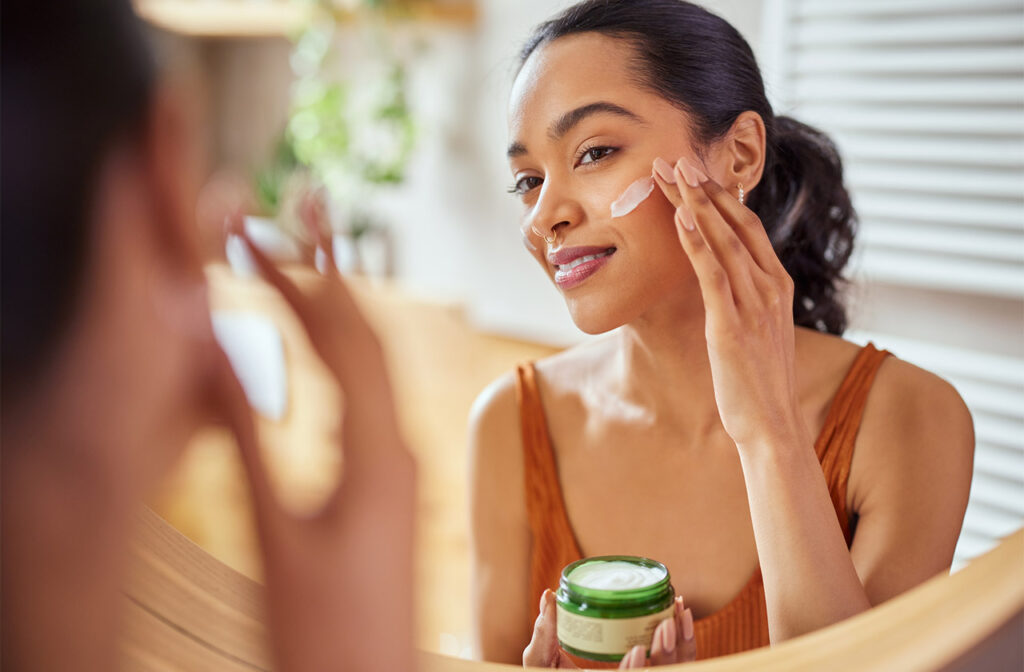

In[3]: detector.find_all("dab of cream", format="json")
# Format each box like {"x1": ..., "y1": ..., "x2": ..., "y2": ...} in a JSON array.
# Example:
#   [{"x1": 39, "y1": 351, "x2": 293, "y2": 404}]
[{"x1": 610, "y1": 176, "x2": 655, "y2": 218}]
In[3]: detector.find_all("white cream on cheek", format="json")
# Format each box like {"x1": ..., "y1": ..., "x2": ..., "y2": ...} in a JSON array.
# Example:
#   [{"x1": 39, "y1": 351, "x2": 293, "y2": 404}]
[
  {"x1": 610, "y1": 175, "x2": 656, "y2": 218},
  {"x1": 569, "y1": 560, "x2": 667, "y2": 590}
]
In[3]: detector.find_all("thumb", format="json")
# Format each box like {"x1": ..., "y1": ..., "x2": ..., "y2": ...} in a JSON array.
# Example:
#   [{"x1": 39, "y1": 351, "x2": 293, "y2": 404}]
[{"x1": 523, "y1": 589, "x2": 576, "y2": 669}]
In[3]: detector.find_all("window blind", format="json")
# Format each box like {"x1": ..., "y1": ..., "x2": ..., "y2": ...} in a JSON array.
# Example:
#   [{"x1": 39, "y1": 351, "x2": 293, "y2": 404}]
[{"x1": 761, "y1": 0, "x2": 1024, "y2": 567}]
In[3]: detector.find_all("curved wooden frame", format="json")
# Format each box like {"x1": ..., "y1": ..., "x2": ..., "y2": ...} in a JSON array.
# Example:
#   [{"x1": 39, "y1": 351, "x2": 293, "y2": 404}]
[{"x1": 122, "y1": 508, "x2": 1022, "y2": 671}]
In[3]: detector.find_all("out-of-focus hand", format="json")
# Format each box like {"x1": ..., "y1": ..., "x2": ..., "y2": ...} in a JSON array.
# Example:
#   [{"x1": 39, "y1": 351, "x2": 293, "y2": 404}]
[
  {"x1": 523, "y1": 589, "x2": 695, "y2": 669},
  {"x1": 213, "y1": 212, "x2": 416, "y2": 672}
]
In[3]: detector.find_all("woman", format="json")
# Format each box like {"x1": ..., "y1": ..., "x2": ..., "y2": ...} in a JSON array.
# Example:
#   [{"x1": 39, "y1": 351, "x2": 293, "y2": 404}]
[
  {"x1": 1, "y1": 3, "x2": 414, "y2": 671},
  {"x1": 468, "y1": 1, "x2": 974, "y2": 667}
]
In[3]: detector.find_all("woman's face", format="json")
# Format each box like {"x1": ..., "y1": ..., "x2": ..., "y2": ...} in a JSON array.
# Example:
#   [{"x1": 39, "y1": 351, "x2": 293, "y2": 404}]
[{"x1": 508, "y1": 33, "x2": 704, "y2": 334}]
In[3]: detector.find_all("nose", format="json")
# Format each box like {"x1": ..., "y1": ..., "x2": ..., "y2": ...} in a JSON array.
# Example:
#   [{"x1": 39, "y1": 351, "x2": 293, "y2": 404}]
[{"x1": 524, "y1": 179, "x2": 582, "y2": 246}]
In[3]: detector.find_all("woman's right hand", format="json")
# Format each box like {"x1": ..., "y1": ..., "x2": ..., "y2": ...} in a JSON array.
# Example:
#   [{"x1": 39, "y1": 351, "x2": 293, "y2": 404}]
[
  {"x1": 213, "y1": 210, "x2": 416, "y2": 672},
  {"x1": 523, "y1": 589, "x2": 696, "y2": 669}
]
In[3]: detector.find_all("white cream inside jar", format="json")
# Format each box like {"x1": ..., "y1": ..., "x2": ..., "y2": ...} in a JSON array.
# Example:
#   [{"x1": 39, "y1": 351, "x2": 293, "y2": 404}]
[{"x1": 568, "y1": 560, "x2": 667, "y2": 590}]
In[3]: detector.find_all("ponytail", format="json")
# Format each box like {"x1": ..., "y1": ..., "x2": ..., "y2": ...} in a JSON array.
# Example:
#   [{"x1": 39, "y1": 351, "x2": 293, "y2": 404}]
[{"x1": 750, "y1": 116, "x2": 857, "y2": 335}]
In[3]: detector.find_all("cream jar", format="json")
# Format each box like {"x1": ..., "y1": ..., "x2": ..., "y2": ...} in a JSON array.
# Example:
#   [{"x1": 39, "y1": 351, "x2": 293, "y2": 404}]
[{"x1": 555, "y1": 555, "x2": 675, "y2": 662}]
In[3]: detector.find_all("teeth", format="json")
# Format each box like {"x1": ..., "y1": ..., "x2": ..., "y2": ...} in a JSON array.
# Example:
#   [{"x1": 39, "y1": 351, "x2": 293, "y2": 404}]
[{"x1": 558, "y1": 250, "x2": 612, "y2": 271}]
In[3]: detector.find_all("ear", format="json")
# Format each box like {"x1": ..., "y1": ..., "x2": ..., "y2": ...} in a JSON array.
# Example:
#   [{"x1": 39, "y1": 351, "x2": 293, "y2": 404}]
[
  {"x1": 141, "y1": 82, "x2": 207, "y2": 279},
  {"x1": 711, "y1": 110, "x2": 766, "y2": 199}
]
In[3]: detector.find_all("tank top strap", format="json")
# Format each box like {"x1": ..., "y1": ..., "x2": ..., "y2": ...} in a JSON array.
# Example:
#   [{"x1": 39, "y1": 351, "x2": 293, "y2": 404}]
[
  {"x1": 813, "y1": 343, "x2": 891, "y2": 544},
  {"x1": 515, "y1": 363, "x2": 583, "y2": 622}
]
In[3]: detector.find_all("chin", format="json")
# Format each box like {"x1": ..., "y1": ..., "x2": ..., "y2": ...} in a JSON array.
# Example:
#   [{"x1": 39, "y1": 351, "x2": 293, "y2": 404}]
[{"x1": 565, "y1": 295, "x2": 632, "y2": 335}]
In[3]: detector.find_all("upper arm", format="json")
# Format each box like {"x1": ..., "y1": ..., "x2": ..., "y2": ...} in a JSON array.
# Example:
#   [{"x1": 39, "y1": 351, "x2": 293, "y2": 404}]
[
  {"x1": 848, "y1": 357, "x2": 975, "y2": 605},
  {"x1": 467, "y1": 372, "x2": 533, "y2": 664}
]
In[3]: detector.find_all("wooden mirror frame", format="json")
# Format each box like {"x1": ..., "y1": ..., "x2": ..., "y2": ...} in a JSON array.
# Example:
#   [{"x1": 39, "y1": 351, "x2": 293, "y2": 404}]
[{"x1": 122, "y1": 508, "x2": 1022, "y2": 671}]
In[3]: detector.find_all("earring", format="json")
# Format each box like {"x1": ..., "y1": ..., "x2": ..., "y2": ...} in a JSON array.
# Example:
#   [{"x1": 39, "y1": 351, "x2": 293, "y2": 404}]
[{"x1": 737, "y1": 183, "x2": 745, "y2": 205}]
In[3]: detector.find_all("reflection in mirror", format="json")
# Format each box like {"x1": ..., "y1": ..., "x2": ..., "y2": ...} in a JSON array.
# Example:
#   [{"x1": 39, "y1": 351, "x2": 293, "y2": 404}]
[{"x1": 140, "y1": 0, "x2": 1022, "y2": 669}]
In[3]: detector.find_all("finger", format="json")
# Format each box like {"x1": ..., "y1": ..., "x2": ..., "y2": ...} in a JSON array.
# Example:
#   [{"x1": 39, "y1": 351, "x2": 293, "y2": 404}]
[
  {"x1": 680, "y1": 607, "x2": 697, "y2": 663},
  {"x1": 302, "y1": 190, "x2": 337, "y2": 275},
  {"x1": 618, "y1": 645, "x2": 646, "y2": 669},
  {"x1": 241, "y1": 232, "x2": 400, "y2": 456},
  {"x1": 209, "y1": 347, "x2": 282, "y2": 532},
  {"x1": 241, "y1": 232, "x2": 373, "y2": 365},
  {"x1": 674, "y1": 207, "x2": 738, "y2": 321},
  {"x1": 652, "y1": 157, "x2": 683, "y2": 209},
  {"x1": 648, "y1": 616, "x2": 676, "y2": 666},
  {"x1": 524, "y1": 590, "x2": 572, "y2": 669},
  {"x1": 675, "y1": 159, "x2": 760, "y2": 302},
  {"x1": 697, "y1": 173, "x2": 787, "y2": 278}
]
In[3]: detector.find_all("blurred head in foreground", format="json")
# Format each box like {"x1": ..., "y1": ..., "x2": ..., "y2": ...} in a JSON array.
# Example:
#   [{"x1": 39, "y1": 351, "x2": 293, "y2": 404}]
[{"x1": 2, "y1": 2, "x2": 216, "y2": 668}]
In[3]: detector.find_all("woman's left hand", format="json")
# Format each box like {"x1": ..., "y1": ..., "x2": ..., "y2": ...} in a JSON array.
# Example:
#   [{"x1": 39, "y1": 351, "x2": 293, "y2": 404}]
[{"x1": 652, "y1": 157, "x2": 810, "y2": 450}]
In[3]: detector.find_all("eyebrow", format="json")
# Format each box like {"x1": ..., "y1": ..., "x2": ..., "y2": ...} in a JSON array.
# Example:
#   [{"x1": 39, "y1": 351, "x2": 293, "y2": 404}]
[{"x1": 506, "y1": 101, "x2": 645, "y2": 158}]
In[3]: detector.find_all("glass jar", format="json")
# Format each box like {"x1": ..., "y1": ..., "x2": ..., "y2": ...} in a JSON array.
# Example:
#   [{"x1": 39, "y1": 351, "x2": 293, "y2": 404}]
[{"x1": 555, "y1": 555, "x2": 676, "y2": 662}]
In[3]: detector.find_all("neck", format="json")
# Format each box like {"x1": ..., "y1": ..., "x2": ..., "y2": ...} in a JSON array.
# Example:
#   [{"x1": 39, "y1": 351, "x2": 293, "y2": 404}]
[
  {"x1": 614, "y1": 292, "x2": 724, "y2": 439},
  {"x1": 2, "y1": 414, "x2": 137, "y2": 672}
]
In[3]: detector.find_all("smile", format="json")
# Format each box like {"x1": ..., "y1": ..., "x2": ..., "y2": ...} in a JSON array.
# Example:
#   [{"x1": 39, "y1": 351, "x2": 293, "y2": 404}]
[{"x1": 552, "y1": 247, "x2": 616, "y2": 289}]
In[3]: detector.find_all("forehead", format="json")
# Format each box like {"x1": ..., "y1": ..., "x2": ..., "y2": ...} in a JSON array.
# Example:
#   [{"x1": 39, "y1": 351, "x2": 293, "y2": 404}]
[{"x1": 508, "y1": 33, "x2": 644, "y2": 135}]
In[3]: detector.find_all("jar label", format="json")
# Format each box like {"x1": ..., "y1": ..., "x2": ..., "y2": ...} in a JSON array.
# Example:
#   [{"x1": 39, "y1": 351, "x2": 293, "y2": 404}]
[{"x1": 556, "y1": 604, "x2": 675, "y2": 657}]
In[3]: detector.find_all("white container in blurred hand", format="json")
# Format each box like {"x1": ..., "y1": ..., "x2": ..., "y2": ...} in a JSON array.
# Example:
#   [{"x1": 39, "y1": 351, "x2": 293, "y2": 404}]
[{"x1": 225, "y1": 215, "x2": 303, "y2": 278}]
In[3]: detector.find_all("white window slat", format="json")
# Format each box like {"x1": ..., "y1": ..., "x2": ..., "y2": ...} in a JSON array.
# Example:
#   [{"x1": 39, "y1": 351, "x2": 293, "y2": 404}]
[
  {"x1": 833, "y1": 133, "x2": 1024, "y2": 170},
  {"x1": 974, "y1": 415, "x2": 1024, "y2": 450},
  {"x1": 858, "y1": 222, "x2": 1024, "y2": 263},
  {"x1": 974, "y1": 443, "x2": 1024, "y2": 485},
  {"x1": 797, "y1": 105, "x2": 1024, "y2": 136},
  {"x1": 795, "y1": 77, "x2": 1024, "y2": 108},
  {"x1": 794, "y1": 46, "x2": 1024, "y2": 76},
  {"x1": 798, "y1": 0, "x2": 1023, "y2": 20},
  {"x1": 858, "y1": 249, "x2": 1024, "y2": 298},
  {"x1": 795, "y1": 15, "x2": 1023, "y2": 48},
  {"x1": 969, "y1": 472, "x2": 1024, "y2": 516},
  {"x1": 961, "y1": 498, "x2": 1024, "y2": 541},
  {"x1": 844, "y1": 163, "x2": 1023, "y2": 200},
  {"x1": 853, "y1": 193, "x2": 1023, "y2": 231}
]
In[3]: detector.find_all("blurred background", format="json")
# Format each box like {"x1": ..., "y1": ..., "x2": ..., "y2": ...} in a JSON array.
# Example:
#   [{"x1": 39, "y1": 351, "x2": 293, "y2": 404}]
[{"x1": 137, "y1": 0, "x2": 1024, "y2": 658}]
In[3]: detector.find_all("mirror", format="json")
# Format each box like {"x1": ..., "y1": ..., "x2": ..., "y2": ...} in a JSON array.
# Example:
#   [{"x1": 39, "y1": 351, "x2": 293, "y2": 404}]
[{"x1": 141, "y1": 0, "x2": 1022, "y2": 666}]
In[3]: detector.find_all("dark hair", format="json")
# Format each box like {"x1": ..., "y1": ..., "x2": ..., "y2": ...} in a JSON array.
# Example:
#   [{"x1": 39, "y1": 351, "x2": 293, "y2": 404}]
[
  {"x1": 1, "y1": 1, "x2": 155, "y2": 398},
  {"x1": 520, "y1": 0, "x2": 856, "y2": 334}
]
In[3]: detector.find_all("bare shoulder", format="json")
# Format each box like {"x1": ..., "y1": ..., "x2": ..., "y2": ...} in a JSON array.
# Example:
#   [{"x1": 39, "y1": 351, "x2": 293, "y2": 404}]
[
  {"x1": 860, "y1": 346, "x2": 974, "y2": 458},
  {"x1": 844, "y1": 337, "x2": 975, "y2": 517},
  {"x1": 468, "y1": 370, "x2": 522, "y2": 488}
]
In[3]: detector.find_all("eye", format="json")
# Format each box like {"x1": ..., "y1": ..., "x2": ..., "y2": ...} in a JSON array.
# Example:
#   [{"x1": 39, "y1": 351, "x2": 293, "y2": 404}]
[
  {"x1": 578, "y1": 146, "x2": 617, "y2": 166},
  {"x1": 508, "y1": 175, "x2": 543, "y2": 196}
]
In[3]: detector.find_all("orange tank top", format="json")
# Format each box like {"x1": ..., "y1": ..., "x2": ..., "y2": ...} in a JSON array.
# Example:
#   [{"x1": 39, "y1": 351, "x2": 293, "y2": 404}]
[{"x1": 515, "y1": 343, "x2": 890, "y2": 663}]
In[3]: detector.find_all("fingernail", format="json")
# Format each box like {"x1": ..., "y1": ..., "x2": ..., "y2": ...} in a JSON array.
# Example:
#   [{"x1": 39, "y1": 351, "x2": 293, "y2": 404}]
[
  {"x1": 627, "y1": 645, "x2": 645, "y2": 667},
  {"x1": 683, "y1": 608, "x2": 694, "y2": 640},
  {"x1": 653, "y1": 157, "x2": 676, "y2": 184},
  {"x1": 675, "y1": 158, "x2": 700, "y2": 188},
  {"x1": 659, "y1": 614, "x2": 675, "y2": 651},
  {"x1": 676, "y1": 207, "x2": 695, "y2": 232},
  {"x1": 539, "y1": 589, "x2": 549, "y2": 613}
]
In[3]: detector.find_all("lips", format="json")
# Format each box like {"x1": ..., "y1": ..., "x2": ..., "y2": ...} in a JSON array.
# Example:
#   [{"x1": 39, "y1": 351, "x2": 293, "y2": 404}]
[{"x1": 549, "y1": 245, "x2": 616, "y2": 289}]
